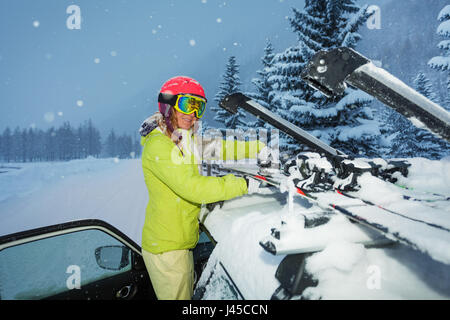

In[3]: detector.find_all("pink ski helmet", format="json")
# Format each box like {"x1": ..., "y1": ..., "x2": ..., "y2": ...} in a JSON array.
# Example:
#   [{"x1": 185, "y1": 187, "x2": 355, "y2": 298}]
[{"x1": 158, "y1": 76, "x2": 207, "y2": 118}]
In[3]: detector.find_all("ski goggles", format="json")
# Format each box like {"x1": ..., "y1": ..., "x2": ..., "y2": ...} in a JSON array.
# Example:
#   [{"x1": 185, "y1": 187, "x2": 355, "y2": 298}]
[{"x1": 173, "y1": 94, "x2": 206, "y2": 119}]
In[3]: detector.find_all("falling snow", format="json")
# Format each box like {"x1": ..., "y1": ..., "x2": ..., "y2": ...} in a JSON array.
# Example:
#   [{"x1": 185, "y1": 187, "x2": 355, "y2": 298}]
[{"x1": 44, "y1": 112, "x2": 55, "y2": 123}]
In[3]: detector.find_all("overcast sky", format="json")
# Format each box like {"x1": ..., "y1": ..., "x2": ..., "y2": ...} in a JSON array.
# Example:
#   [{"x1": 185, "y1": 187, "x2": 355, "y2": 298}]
[
  {"x1": 0, "y1": 0, "x2": 447, "y2": 137},
  {"x1": 0, "y1": 0, "x2": 301, "y2": 136}
]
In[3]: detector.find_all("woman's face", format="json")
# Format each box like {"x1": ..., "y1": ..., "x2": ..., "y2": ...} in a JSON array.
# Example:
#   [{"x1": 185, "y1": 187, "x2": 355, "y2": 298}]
[{"x1": 175, "y1": 109, "x2": 197, "y2": 130}]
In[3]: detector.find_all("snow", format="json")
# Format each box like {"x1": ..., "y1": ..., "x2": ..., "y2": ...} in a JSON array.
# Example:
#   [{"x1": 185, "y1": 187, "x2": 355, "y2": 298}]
[
  {"x1": 437, "y1": 19, "x2": 450, "y2": 37},
  {"x1": 302, "y1": 241, "x2": 448, "y2": 300},
  {"x1": 334, "y1": 89, "x2": 373, "y2": 109},
  {"x1": 198, "y1": 193, "x2": 287, "y2": 299},
  {"x1": 438, "y1": 5, "x2": 450, "y2": 22},
  {"x1": 199, "y1": 157, "x2": 450, "y2": 299},
  {"x1": 1, "y1": 156, "x2": 449, "y2": 300},
  {"x1": 428, "y1": 56, "x2": 450, "y2": 71},
  {"x1": 290, "y1": 101, "x2": 340, "y2": 118},
  {"x1": 259, "y1": 213, "x2": 388, "y2": 255},
  {"x1": 43, "y1": 112, "x2": 55, "y2": 123},
  {"x1": 0, "y1": 158, "x2": 147, "y2": 244},
  {"x1": 438, "y1": 40, "x2": 450, "y2": 50},
  {"x1": 394, "y1": 157, "x2": 450, "y2": 194},
  {"x1": 336, "y1": 121, "x2": 381, "y2": 141}
]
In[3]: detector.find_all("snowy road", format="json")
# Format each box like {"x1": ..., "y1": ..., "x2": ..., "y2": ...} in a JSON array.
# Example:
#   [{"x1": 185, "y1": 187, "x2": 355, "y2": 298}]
[{"x1": 0, "y1": 158, "x2": 147, "y2": 245}]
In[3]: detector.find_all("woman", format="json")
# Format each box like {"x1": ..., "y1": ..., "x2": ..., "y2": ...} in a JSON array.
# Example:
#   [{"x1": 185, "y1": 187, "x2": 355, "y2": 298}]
[{"x1": 139, "y1": 76, "x2": 265, "y2": 300}]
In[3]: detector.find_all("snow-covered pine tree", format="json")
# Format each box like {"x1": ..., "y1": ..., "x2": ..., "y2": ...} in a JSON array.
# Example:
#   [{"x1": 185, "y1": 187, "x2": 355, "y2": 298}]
[
  {"x1": 132, "y1": 133, "x2": 142, "y2": 158},
  {"x1": 413, "y1": 72, "x2": 439, "y2": 103},
  {"x1": 116, "y1": 134, "x2": 133, "y2": 159},
  {"x1": 428, "y1": 5, "x2": 450, "y2": 110},
  {"x1": 211, "y1": 56, "x2": 247, "y2": 130},
  {"x1": 390, "y1": 112, "x2": 449, "y2": 160},
  {"x1": 57, "y1": 122, "x2": 77, "y2": 161},
  {"x1": 105, "y1": 129, "x2": 117, "y2": 158},
  {"x1": 268, "y1": 44, "x2": 312, "y2": 153},
  {"x1": 270, "y1": 0, "x2": 382, "y2": 157},
  {"x1": 247, "y1": 40, "x2": 276, "y2": 129},
  {"x1": 1, "y1": 127, "x2": 12, "y2": 162},
  {"x1": 390, "y1": 71, "x2": 449, "y2": 160}
]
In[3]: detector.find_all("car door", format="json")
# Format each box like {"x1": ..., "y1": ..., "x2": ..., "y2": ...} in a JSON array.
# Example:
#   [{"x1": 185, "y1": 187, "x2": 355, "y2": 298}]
[{"x1": 0, "y1": 219, "x2": 156, "y2": 300}]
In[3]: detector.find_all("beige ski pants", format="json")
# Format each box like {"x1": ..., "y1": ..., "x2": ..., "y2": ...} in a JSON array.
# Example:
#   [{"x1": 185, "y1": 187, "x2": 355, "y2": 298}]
[{"x1": 142, "y1": 249, "x2": 194, "y2": 300}]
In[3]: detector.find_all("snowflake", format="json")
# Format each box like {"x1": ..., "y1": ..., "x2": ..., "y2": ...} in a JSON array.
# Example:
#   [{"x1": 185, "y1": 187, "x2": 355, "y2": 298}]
[{"x1": 44, "y1": 112, "x2": 55, "y2": 123}]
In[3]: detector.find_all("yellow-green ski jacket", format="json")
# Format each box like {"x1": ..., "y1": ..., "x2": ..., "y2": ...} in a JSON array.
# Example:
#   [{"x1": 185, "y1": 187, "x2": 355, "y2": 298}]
[{"x1": 141, "y1": 127, "x2": 264, "y2": 254}]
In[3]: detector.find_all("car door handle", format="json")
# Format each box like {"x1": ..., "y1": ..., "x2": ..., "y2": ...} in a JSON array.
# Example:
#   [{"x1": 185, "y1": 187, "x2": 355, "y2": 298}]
[{"x1": 116, "y1": 284, "x2": 133, "y2": 299}]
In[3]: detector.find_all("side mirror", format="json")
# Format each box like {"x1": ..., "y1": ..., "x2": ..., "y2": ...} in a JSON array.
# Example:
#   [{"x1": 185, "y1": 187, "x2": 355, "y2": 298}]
[{"x1": 95, "y1": 245, "x2": 130, "y2": 271}]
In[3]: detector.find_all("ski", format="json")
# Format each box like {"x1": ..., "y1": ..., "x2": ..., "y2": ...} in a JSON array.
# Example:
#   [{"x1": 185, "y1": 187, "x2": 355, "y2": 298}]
[
  {"x1": 304, "y1": 187, "x2": 450, "y2": 265},
  {"x1": 292, "y1": 152, "x2": 450, "y2": 203},
  {"x1": 218, "y1": 166, "x2": 450, "y2": 263},
  {"x1": 401, "y1": 194, "x2": 450, "y2": 204},
  {"x1": 218, "y1": 166, "x2": 393, "y2": 255},
  {"x1": 218, "y1": 92, "x2": 450, "y2": 264},
  {"x1": 394, "y1": 184, "x2": 450, "y2": 202},
  {"x1": 222, "y1": 166, "x2": 450, "y2": 233},
  {"x1": 335, "y1": 189, "x2": 450, "y2": 233},
  {"x1": 301, "y1": 47, "x2": 450, "y2": 142}
]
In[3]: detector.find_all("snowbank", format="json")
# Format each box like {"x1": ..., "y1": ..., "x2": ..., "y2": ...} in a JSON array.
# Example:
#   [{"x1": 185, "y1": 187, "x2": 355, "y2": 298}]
[{"x1": 0, "y1": 157, "x2": 123, "y2": 203}]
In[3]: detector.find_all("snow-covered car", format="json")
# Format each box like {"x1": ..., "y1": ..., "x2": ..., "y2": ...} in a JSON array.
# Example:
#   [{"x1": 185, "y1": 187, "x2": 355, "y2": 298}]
[
  {"x1": 194, "y1": 176, "x2": 450, "y2": 300},
  {"x1": 0, "y1": 219, "x2": 213, "y2": 300}
]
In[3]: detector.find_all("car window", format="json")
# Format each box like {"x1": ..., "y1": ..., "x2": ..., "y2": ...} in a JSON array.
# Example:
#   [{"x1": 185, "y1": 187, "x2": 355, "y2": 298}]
[{"x1": 0, "y1": 228, "x2": 131, "y2": 300}]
